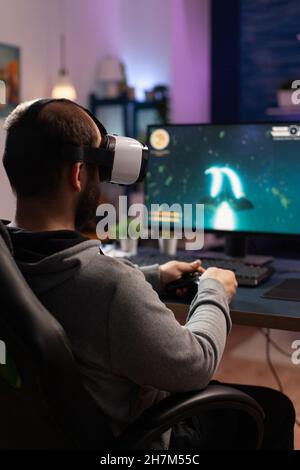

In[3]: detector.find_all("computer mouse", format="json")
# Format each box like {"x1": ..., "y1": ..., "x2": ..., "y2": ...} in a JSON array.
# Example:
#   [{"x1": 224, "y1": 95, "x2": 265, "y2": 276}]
[{"x1": 165, "y1": 271, "x2": 201, "y2": 300}]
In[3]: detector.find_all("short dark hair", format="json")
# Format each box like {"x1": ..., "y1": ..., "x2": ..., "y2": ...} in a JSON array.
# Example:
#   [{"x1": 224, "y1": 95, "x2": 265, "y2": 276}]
[{"x1": 3, "y1": 99, "x2": 99, "y2": 198}]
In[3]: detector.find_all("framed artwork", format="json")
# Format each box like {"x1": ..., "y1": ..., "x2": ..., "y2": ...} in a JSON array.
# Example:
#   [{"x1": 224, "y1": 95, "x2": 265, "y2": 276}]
[{"x1": 0, "y1": 43, "x2": 20, "y2": 117}]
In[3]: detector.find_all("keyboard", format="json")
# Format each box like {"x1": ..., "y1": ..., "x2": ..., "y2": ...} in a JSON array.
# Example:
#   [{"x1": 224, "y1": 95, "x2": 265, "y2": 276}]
[{"x1": 125, "y1": 252, "x2": 274, "y2": 287}]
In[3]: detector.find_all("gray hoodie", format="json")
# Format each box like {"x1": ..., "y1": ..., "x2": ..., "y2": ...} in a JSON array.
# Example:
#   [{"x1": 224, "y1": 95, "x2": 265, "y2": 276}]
[{"x1": 15, "y1": 239, "x2": 231, "y2": 448}]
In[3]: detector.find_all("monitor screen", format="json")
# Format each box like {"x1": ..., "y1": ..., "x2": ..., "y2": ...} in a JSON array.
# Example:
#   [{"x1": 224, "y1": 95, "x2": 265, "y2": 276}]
[{"x1": 145, "y1": 123, "x2": 300, "y2": 235}]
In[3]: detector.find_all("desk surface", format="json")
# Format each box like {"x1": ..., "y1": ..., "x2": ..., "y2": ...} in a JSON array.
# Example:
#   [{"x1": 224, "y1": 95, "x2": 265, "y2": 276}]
[{"x1": 166, "y1": 258, "x2": 300, "y2": 332}]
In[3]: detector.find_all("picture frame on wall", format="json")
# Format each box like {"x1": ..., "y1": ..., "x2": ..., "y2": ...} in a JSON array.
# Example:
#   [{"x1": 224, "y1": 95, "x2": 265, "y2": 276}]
[{"x1": 0, "y1": 43, "x2": 20, "y2": 117}]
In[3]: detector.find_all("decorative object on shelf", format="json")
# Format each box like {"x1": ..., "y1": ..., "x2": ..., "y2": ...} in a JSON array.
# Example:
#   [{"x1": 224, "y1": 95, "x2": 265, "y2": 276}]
[
  {"x1": 0, "y1": 43, "x2": 20, "y2": 117},
  {"x1": 89, "y1": 90, "x2": 170, "y2": 141},
  {"x1": 276, "y1": 79, "x2": 296, "y2": 108},
  {"x1": 52, "y1": 34, "x2": 77, "y2": 101},
  {"x1": 127, "y1": 87, "x2": 136, "y2": 100},
  {"x1": 145, "y1": 84, "x2": 169, "y2": 122},
  {"x1": 266, "y1": 79, "x2": 300, "y2": 120},
  {"x1": 96, "y1": 57, "x2": 125, "y2": 98},
  {"x1": 145, "y1": 84, "x2": 168, "y2": 101}
]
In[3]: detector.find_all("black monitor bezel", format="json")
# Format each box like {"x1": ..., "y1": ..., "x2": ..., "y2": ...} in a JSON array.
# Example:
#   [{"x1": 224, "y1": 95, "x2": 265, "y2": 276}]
[{"x1": 145, "y1": 121, "x2": 300, "y2": 240}]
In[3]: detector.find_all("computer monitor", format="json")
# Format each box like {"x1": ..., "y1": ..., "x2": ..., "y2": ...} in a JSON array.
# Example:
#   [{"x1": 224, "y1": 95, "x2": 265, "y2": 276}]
[{"x1": 146, "y1": 123, "x2": 300, "y2": 256}]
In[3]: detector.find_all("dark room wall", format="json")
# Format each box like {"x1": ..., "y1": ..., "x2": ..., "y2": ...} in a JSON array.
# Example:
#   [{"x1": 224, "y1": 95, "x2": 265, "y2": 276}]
[
  {"x1": 212, "y1": 0, "x2": 300, "y2": 122},
  {"x1": 240, "y1": 0, "x2": 300, "y2": 120}
]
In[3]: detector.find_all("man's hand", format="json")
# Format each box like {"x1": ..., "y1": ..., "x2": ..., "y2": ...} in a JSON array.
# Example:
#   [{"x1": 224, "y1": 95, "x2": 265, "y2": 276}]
[
  {"x1": 200, "y1": 267, "x2": 238, "y2": 303},
  {"x1": 159, "y1": 260, "x2": 205, "y2": 289}
]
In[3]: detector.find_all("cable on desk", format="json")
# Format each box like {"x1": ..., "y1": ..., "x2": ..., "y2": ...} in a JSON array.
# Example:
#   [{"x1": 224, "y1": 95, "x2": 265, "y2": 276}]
[{"x1": 263, "y1": 328, "x2": 300, "y2": 429}]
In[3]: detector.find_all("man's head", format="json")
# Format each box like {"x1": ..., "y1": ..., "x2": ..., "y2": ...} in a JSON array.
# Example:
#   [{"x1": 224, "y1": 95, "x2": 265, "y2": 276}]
[{"x1": 3, "y1": 99, "x2": 102, "y2": 228}]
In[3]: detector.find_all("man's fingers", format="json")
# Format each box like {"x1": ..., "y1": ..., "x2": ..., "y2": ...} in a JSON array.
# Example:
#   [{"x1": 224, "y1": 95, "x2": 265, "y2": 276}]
[
  {"x1": 177, "y1": 260, "x2": 202, "y2": 273},
  {"x1": 190, "y1": 260, "x2": 205, "y2": 273}
]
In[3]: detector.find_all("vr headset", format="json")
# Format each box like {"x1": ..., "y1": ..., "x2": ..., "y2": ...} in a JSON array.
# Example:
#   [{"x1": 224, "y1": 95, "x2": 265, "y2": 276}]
[{"x1": 5, "y1": 98, "x2": 148, "y2": 185}]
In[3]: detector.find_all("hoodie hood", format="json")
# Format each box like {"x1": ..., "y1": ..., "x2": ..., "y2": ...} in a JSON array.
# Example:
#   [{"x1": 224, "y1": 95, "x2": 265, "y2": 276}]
[{"x1": 8, "y1": 227, "x2": 102, "y2": 296}]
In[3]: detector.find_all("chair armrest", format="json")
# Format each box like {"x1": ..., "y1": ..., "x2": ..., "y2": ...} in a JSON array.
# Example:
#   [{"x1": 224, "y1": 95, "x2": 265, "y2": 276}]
[{"x1": 115, "y1": 384, "x2": 265, "y2": 450}]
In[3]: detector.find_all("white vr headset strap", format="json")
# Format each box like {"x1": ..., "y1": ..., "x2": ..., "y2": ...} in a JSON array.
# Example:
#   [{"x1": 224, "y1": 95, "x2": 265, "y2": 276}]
[{"x1": 110, "y1": 136, "x2": 144, "y2": 184}]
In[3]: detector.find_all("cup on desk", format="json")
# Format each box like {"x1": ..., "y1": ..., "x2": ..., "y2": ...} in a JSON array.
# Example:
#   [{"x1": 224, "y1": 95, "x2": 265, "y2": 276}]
[
  {"x1": 158, "y1": 238, "x2": 178, "y2": 256},
  {"x1": 120, "y1": 238, "x2": 138, "y2": 255}
]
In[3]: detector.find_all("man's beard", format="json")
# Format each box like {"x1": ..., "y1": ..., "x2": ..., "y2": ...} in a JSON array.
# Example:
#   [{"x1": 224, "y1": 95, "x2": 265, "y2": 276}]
[{"x1": 75, "y1": 180, "x2": 101, "y2": 230}]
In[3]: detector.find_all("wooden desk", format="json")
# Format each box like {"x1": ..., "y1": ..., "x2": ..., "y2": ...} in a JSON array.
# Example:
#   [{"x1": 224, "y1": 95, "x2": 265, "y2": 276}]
[{"x1": 166, "y1": 258, "x2": 300, "y2": 332}]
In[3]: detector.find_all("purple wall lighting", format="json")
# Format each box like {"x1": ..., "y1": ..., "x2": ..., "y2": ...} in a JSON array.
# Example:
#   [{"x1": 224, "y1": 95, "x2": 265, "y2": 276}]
[{"x1": 171, "y1": 0, "x2": 211, "y2": 123}]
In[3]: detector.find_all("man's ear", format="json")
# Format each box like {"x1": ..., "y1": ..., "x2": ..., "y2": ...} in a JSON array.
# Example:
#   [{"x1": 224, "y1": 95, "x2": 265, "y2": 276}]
[{"x1": 71, "y1": 162, "x2": 84, "y2": 192}]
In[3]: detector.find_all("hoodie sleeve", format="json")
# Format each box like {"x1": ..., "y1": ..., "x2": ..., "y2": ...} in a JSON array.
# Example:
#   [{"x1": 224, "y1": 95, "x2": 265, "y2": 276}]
[
  {"x1": 108, "y1": 263, "x2": 231, "y2": 392},
  {"x1": 118, "y1": 258, "x2": 161, "y2": 293},
  {"x1": 138, "y1": 264, "x2": 161, "y2": 293}
]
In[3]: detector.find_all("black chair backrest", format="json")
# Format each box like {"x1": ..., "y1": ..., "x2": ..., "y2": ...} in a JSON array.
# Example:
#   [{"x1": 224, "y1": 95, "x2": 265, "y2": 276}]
[{"x1": 0, "y1": 221, "x2": 114, "y2": 449}]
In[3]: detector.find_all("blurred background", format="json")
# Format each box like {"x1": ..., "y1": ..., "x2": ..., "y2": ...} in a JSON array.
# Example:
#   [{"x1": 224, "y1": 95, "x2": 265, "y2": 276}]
[
  {"x1": 1, "y1": 0, "x2": 300, "y2": 447},
  {"x1": 0, "y1": 0, "x2": 210, "y2": 218},
  {"x1": 2, "y1": 0, "x2": 300, "y2": 218}
]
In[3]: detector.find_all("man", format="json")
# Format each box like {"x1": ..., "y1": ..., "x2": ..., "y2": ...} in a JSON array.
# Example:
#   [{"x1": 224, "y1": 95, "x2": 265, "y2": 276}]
[{"x1": 2, "y1": 99, "x2": 295, "y2": 449}]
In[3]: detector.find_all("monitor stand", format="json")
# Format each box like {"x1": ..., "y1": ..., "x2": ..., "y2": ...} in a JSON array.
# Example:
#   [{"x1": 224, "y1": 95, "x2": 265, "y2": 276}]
[
  {"x1": 202, "y1": 234, "x2": 273, "y2": 267},
  {"x1": 225, "y1": 233, "x2": 248, "y2": 258}
]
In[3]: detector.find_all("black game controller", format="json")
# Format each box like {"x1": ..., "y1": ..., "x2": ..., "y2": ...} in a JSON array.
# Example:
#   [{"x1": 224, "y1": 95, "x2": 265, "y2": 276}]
[{"x1": 165, "y1": 271, "x2": 201, "y2": 300}]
